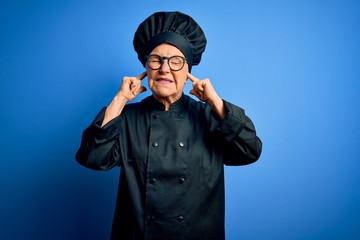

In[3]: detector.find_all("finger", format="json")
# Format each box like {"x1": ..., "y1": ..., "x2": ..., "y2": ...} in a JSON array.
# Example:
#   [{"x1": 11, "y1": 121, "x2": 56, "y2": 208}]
[
  {"x1": 192, "y1": 80, "x2": 205, "y2": 92},
  {"x1": 130, "y1": 78, "x2": 138, "y2": 89},
  {"x1": 189, "y1": 89, "x2": 203, "y2": 100},
  {"x1": 137, "y1": 71, "x2": 147, "y2": 81},
  {"x1": 130, "y1": 80, "x2": 139, "y2": 89},
  {"x1": 131, "y1": 84, "x2": 147, "y2": 96},
  {"x1": 189, "y1": 89, "x2": 198, "y2": 97},
  {"x1": 187, "y1": 73, "x2": 200, "y2": 83},
  {"x1": 133, "y1": 85, "x2": 147, "y2": 94},
  {"x1": 139, "y1": 86, "x2": 147, "y2": 93}
]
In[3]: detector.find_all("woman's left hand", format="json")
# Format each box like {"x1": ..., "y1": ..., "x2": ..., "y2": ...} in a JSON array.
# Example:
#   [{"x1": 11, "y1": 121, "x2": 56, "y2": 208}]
[
  {"x1": 187, "y1": 73, "x2": 226, "y2": 119},
  {"x1": 187, "y1": 73, "x2": 217, "y2": 103}
]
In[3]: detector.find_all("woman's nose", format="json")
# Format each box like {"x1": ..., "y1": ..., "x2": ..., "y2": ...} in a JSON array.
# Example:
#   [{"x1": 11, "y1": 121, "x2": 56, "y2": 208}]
[{"x1": 159, "y1": 59, "x2": 171, "y2": 72}]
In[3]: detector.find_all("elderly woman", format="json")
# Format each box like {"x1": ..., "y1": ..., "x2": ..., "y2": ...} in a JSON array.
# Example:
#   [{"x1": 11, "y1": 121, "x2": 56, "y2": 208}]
[{"x1": 76, "y1": 11, "x2": 262, "y2": 240}]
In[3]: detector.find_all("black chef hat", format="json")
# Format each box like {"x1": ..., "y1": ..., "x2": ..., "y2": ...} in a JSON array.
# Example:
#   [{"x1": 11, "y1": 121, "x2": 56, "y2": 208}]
[{"x1": 133, "y1": 11, "x2": 207, "y2": 71}]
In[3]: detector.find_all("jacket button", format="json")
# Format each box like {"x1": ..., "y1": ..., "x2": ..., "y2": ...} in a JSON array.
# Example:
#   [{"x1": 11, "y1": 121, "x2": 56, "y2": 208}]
[
  {"x1": 179, "y1": 142, "x2": 185, "y2": 147},
  {"x1": 152, "y1": 142, "x2": 159, "y2": 147},
  {"x1": 179, "y1": 177, "x2": 185, "y2": 184},
  {"x1": 153, "y1": 114, "x2": 159, "y2": 119},
  {"x1": 150, "y1": 178, "x2": 156, "y2": 184},
  {"x1": 178, "y1": 216, "x2": 184, "y2": 223}
]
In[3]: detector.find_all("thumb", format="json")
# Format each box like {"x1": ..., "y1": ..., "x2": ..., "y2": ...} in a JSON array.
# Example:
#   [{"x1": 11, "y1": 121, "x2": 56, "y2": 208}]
[
  {"x1": 135, "y1": 86, "x2": 147, "y2": 95},
  {"x1": 139, "y1": 86, "x2": 147, "y2": 93},
  {"x1": 189, "y1": 89, "x2": 201, "y2": 99}
]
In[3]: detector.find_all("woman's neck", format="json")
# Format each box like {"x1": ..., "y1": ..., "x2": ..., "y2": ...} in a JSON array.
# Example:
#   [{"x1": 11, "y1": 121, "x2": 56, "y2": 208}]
[{"x1": 152, "y1": 93, "x2": 182, "y2": 111}]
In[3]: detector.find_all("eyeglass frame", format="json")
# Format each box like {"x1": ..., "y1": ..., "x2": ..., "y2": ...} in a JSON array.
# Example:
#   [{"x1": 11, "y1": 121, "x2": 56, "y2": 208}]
[{"x1": 145, "y1": 54, "x2": 188, "y2": 71}]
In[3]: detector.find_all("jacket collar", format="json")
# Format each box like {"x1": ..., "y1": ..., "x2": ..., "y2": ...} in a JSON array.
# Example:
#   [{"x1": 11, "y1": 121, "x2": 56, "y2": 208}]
[{"x1": 142, "y1": 93, "x2": 187, "y2": 112}]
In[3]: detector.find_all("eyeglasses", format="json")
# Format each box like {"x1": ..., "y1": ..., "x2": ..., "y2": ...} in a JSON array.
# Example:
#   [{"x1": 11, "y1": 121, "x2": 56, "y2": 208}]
[{"x1": 145, "y1": 54, "x2": 187, "y2": 71}]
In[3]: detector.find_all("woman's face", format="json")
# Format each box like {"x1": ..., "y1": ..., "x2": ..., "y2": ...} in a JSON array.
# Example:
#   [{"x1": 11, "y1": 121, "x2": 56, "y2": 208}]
[{"x1": 146, "y1": 43, "x2": 189, "y2": 104}]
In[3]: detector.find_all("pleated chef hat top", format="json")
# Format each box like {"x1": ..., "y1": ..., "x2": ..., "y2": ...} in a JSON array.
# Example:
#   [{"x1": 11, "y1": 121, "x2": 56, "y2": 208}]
[{"x1": 133, "y1": 11, "x2": 207, "y2": 71}]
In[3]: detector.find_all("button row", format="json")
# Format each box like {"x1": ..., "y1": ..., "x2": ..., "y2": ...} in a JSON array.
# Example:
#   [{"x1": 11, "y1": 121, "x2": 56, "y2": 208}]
[
  {"x1": 149, "y1": 177, "x2": 186, "y2": 184},
  {"x1": 146, "y1": 215, "x2": 184, "y2": 223},
  {"x1": 152, "y1": 114, "x2": 184, "y2": 119},
  {"x1": 152, "y1": 142, "x2": 185, "y2": 147}
]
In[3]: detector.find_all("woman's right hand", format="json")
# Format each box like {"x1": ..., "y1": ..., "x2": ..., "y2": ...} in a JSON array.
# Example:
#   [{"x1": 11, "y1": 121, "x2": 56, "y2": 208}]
[
  {"x1": 117, "y1": 72, "x2": 147, "y2": 101},
  {"x1": 101, "y1": 72, "x2": 147, "y2": 127}
]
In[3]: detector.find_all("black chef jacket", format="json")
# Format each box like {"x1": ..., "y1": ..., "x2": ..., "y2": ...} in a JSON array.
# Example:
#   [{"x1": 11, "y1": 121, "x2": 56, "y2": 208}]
[{"x1": 76, "y1": 94, "x2": 262, "y2": 240}]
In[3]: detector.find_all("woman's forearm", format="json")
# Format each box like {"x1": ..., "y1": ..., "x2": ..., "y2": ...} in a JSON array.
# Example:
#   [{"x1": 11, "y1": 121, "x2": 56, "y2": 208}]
[{"x1": 101, "y1": 94, "x2": 128, "y2": 127}]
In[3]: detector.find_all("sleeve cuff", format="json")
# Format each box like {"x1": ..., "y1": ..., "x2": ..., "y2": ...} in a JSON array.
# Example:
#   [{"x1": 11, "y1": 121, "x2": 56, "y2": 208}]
[
  {"x1": 88, "y1": 107, "x2": 120, "y2": 143},
  {"x1": 210, "y1": 100, "x2": 246, "y2": 142}
]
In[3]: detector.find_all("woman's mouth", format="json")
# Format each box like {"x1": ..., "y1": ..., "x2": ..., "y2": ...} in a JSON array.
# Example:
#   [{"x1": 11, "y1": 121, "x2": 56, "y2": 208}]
[{"x1": 156, "y1": 78, "x2": 173, "y2": 84}]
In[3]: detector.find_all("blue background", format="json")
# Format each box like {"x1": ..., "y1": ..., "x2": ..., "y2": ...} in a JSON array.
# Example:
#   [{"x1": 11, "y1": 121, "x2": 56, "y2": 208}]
[{"x1": 1, "y1": 0, "x2": 359, "y2": 239}]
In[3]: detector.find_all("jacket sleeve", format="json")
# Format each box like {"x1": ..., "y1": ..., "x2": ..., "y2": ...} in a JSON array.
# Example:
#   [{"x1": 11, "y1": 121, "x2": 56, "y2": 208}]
[
  {"x1": 210, "y1": 100, "x2": 262, "y2": 166},
  {"x1": 75, "y1": 108, "x2": 121, "y2": 170}
]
